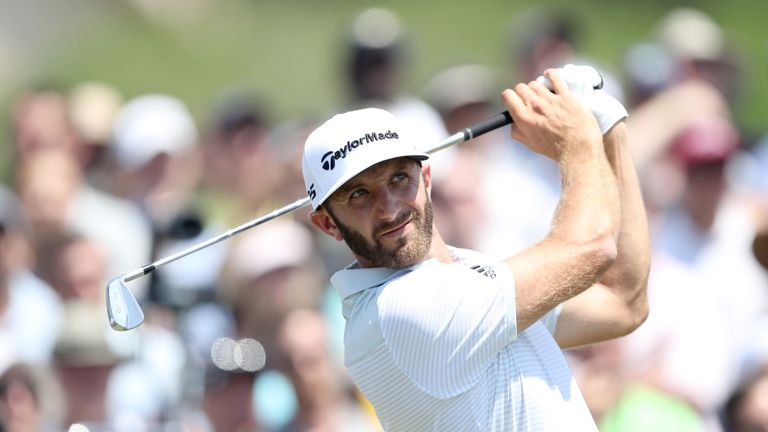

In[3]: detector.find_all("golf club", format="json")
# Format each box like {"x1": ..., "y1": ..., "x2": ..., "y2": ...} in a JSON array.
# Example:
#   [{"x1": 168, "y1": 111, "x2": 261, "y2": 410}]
[
  {"x1": 106, "y1": 111, "x2": 512, "y2": 330},
  {"x1": 106, "y1": 65, "x2": 604, "y2": 331}
]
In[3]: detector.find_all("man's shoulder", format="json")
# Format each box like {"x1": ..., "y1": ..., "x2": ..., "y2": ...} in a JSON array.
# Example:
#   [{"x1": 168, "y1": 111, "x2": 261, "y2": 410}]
[
  {"x1": 447, "y1": 246, "x2": 491, "y2": 264},
  {"x1": 331, "y1": 263, "x2": 405, "y2": 300},
  {"x1": 332, "y1": 248, "x2": 508, "y2": 301}
]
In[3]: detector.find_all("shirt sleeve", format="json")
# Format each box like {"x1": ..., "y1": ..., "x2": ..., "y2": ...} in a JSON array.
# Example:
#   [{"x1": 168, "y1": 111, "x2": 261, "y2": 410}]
[
  {"x1": 377, "y1": 260, "x2": 517, "y2": 399},
  {"x1": 540, "y1": 303, "x2": 563, "y2": 335}
]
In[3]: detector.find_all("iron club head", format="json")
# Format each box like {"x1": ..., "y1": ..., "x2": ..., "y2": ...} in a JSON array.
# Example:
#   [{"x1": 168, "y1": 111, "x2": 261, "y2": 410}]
[{"x1": 106, "y1": 276, "x2": 145, "y2": 331}]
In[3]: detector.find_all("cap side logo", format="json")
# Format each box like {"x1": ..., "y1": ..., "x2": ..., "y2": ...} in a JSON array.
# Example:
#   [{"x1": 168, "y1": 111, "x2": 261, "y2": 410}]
[
  {"x1": 321, "y1": 152, "x2": 336, "y2": 171},
  {"x1": 307, "y1": 184, "x2": 317, "y2": 200},
  {"x1": 319, "y1": 130, "x2": 399, "y2": 171}
]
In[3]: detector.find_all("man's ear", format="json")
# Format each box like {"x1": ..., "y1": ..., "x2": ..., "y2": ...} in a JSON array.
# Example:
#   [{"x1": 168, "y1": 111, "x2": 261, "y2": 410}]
[
  {"x1": 309, "y1": 207, "x2": 344, "y2": 241},
  {"x1": 422, "y1": 162, "x2": 433, "y2": 195}
]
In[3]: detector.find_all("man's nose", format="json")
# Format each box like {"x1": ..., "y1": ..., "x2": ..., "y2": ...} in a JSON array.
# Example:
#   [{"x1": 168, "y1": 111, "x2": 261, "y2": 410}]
[{"x1": 374, "y1": 188, "x2": 400, "y2": 221}]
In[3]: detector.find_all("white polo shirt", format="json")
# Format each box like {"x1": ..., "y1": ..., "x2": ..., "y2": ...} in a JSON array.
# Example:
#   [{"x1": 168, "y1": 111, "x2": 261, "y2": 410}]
[{"x1": 331, "y1": 247, "x2": 597, "y2": 431}]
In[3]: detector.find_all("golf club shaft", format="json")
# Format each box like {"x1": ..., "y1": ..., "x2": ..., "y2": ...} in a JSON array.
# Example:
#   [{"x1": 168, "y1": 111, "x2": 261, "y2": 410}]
[
  {"x1": 124, "y1": 196, "x2": 310, "y2": 281},
  {"x1": 122, "y1": 111, "x2": 513, "y2": 282}
]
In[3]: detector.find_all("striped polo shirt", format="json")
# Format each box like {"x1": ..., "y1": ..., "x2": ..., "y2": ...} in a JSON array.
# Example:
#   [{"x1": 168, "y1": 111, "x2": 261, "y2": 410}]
[{"x1": 331, "y1": 247, "x2": 597, "y2": 431}]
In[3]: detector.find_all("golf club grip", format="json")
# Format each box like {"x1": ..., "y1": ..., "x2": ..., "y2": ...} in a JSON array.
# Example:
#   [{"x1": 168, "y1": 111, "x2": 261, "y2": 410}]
[
  {"x1": 459, "y1": 76, "x2": 604, "y2": 142},
  {"x1": 463, "y1": 111, "x2": 513, "y2": 141}
]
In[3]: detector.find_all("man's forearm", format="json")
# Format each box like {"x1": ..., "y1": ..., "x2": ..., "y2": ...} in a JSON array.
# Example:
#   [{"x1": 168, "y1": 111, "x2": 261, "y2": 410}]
[
  {"x1": 540, "y1": 131, "x2": 622, "y2": 298},
  {"x1": 600, "y1": 122, "x2": 651, "y2": 313},
  {"x1": 550, "y1": 135, "x2": 620, "y2": 251},
  {"x1": 509, "y1": 138, "x2": 621, "y2": 331},
  {"x1": 501, "y1": 72, "x2": 623, "y2": 331}
]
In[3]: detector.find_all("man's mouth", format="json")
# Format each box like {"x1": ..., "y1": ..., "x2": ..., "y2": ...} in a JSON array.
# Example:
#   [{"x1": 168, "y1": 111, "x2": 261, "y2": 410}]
[{"x1": 379, "y1": 217, "x2": 412, "y2": 237}]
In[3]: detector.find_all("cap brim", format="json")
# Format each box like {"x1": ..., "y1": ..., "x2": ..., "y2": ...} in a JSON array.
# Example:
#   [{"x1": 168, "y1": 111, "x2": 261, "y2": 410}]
[{"x1": 313, "y1": 152, "x2": 428, "y2": 209}]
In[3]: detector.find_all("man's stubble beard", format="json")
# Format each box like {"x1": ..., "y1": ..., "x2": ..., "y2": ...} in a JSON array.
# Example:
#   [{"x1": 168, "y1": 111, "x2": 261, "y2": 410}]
[{"x1": 330, "y1": 195, "x2": 434, "y2": 269}]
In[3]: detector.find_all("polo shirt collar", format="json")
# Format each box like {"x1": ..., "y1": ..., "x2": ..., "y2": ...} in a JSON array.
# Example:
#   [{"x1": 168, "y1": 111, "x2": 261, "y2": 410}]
[{"x1": 331, "y1": 261, "x2": 426, "y2": 300}]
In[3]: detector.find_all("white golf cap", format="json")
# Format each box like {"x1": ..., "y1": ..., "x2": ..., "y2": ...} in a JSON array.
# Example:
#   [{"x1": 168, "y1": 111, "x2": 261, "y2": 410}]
[
  {"x1": 112, "y1": 94, "x2": 197, "y2": 170},
  {"x1": 301, "y1": 108, "x2": 428, "y2": 210}
]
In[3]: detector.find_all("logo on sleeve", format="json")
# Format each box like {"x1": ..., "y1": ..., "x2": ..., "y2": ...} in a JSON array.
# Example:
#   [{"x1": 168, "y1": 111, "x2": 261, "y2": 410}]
[{"x1": 470, "y1": 264, "x2": 496, "y2": 279}]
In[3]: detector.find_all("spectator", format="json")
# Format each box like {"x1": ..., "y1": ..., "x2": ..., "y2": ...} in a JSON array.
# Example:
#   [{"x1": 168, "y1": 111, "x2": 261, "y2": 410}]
[
  {"x1": 0, "y1": 186, "x2": 61, "y2": 372},
  {"x1": 277, "y1": 308, "x2": 377, "y2": 432},
  {"x1": 9, "y1": 85, "x2": 81, "y2": 167},
  {"x1": 218, "y1": 220, "x2": 325, "y2": 365},
  {"x1": 505, "y1": 7, "x2": 624, "y2": 101},
  {"x1": 53, "y1": 300, "x2": 125, "y2": 428},
  {"x1": 14, "y1": 149, "x2": 80, "y2": 245},
  {"x1": 107, "y1": 93, "x2": 214, "y2": 307},
  {"x1": 108, "y1": 93, "x2": 201, "y2": 226},
  {"x1": 203, "y1": 367, "x2": 260, "y2": 432},
  {"x1": 655, "y1": 7, "x2": 744, "y2": 103},
  {"x1": 725, "y1": 365, "x2": 768, "y2": 432},
  {"x1": 14, "y1": 147, "x2": 152, "y2": 301},
  {"x1": 342, "y1": 7, "x2": 447, "y2": 151},
  {"x1": 66, "y1": 81, "x2": 124, "y2": 188},
  {"x1": 0, "y1": 363, "x2": 62, "y2": 432},
  {"x1": 621, "y1": 115, "x2": 768, "y2": 431},
  {"x1": 204, "y1": 220, "x2": 330, "y2": 431},
  {"x1": 35, "y1": 232, "x2": 107, "y2": 304},
  {"x1": 621, "y1": 39, "x2": 687, "y2": 109},
  {"x1": 200, "y1": 91, "x2": 281, "y2": 225}
]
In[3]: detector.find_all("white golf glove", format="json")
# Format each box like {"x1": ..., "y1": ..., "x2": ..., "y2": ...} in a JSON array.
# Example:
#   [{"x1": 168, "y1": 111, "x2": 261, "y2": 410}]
[{"x1": 536, "y1": 64, "x2": 628, "y2": 134}]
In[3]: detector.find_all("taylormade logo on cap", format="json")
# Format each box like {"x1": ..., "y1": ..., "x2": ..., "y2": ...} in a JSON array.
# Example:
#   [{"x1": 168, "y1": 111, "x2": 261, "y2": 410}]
[
  {"x1": 320, "y1": 130, "x2": 400, "y2": 171},
  {"x1": 302, "y1": 108, "x2": 428, "y2": 210}
]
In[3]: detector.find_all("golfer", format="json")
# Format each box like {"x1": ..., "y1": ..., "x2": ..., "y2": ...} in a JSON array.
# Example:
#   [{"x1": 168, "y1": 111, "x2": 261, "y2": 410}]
[{"x1": 302, "y1": 67, "x2": 650, "y2": 431}]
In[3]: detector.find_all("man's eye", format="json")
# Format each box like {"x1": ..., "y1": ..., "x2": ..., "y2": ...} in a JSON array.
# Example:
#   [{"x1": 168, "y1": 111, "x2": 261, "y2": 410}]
[
  {"x1": 350, "y1": 189, "x2": 368, "y2": 199},
  {"x1": 392, "y1": 173, "x2": 408, "y2": 183}
]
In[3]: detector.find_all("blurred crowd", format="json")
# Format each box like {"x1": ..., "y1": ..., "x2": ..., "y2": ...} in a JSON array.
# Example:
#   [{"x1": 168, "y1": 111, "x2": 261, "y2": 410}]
[{"x1": 0, "y1": 6, "x2": 767, "y2": 432}]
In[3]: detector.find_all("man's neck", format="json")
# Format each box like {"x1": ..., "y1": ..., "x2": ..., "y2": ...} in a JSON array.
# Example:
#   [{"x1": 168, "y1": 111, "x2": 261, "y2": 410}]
[{"x1": 426, "y1": 226, "x2": 454, "y2": 264}]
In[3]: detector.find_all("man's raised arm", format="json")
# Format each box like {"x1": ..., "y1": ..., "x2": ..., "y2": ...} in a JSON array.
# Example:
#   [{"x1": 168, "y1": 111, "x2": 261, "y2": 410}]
[
  {"x1": 553, "y1": 120, "x2": 651, "y2": 348},
  {"x1": 501, "y1": 69, "x2": 621, "y2": 333}
]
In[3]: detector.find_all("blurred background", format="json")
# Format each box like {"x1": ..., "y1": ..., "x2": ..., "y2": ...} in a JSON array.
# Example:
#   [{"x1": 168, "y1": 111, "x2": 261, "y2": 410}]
[{"x1": 1, "y1": 0, "x2": 767, "y2": 431}]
